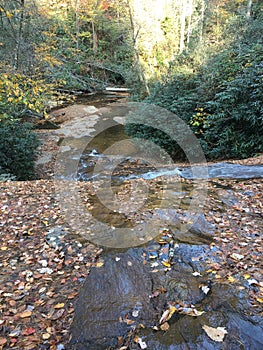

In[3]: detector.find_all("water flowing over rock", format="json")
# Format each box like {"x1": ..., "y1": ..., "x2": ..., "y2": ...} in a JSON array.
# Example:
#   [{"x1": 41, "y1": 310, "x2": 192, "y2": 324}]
[{"x1": 48, "y1": 101, "x2": 262, "y2": 350}]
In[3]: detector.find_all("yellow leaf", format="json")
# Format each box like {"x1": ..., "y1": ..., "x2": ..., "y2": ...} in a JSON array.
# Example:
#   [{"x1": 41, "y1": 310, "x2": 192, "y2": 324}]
[
  {"x1": 228, "y1": 276, "x2": 235, "y2": 283},
  {"x1": 162, "y1": 261, "x2": 171, "y2": 268},
  {"x1": 54, "y1": 303, "x2": 65, "y2": 309},
  {"x1": 1, "y1": 246, "x2": 7, "y2": 251},
  {"x1": 244, "y1": 274, "x2": 250, "y2": 280},
  {"x1": 256, "y1": 298, "x2": 263, "y2": 303},
  {"x1": 6, "y1": 11, "x2": 13, "y2": 18},
  {"x1": 159, "y1": 305, "x2": 176, "y2": 324}
]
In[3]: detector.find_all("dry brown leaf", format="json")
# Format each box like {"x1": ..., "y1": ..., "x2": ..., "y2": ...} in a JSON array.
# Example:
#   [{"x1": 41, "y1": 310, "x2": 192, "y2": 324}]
[
  {"x1": 0, "y1": 337, "x2": 7, "y2": 346},
  {"x1": 18, "y1": 310, "x2": 32, "y2": 318},
  {"x1": 160, "y1": 322, "x2": 170, "y2": 331},
  {"x1": 124, "y1": 319, "x2": 135, "y2": 325}
]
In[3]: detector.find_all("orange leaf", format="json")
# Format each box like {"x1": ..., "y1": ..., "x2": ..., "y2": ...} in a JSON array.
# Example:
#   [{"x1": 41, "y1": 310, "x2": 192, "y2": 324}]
[{"x1": 19, "y1": 310, "x2": 32, "y2": 318}]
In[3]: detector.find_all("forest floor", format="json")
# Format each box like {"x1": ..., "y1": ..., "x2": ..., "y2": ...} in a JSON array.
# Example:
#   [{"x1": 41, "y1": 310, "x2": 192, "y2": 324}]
[{"x1": 0, "y1": 175, "x2": 262, "y2": 349}]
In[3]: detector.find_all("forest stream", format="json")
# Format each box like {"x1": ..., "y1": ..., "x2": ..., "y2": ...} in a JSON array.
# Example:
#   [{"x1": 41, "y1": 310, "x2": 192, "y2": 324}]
[{"x1": 44, "y1": 96, "x2": 263, "y2": 350}]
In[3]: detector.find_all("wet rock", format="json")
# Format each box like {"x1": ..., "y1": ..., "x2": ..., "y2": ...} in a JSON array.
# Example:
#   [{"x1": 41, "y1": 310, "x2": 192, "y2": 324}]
[
  {"x1": 70, "y1": 249, "x2": 156, "y2": 349},
  {"x1": 138, "y1": 284, "x2": 263, "y2": 350},
  {"x1": 188, "y1": 214, "x2": 215, "y2": 238},
  {"x1": 155, "y1": 210, "x2": 214, "y2": 243},
  {"x1": 181, "y1": 162, "x2": 263, "y2": 179},
  {"x1": 216, "y1": 189, "x2": 239, "y2": 206}
]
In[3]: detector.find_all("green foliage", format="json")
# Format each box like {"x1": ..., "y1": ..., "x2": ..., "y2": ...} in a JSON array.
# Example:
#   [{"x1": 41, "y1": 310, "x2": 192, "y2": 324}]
[
  {"x1": 0, "y1": 120, "x2": 40, "y2": 180},
  {"x1": 130, "y1": 5, "x2": 263, "y2": 161},
  {"x1": 202, "y1": 62, "x2": 263, "y2": 158},
  {"x1": 0, "y1": 72, "x2": 52, "y2": 119}
]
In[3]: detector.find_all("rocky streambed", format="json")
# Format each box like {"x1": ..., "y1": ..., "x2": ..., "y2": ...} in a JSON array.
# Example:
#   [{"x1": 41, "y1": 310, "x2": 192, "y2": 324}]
[{"x1": 36, "y1": 99, "x2": 263, "y2": 350}]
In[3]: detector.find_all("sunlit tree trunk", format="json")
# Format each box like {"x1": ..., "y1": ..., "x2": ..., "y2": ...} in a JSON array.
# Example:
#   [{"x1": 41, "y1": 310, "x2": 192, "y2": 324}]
[
  {"x1": 246, "y1": 0, "x2": 252, "y2": 18},
  {"x1": 187, "y1": 0, "x2": 193, "y2": 45},
  {"x1": 179, "y1": 0, "x2": 186, "y2": 52},
  {"x1": 127, "y1": 0, "x2": 149, "y2": 95},
  {"x1": 74, "y1": 0, "x2": 80, "y2": 50},
  {"x1": 199, "y1": 0, "x2": 206, "y2": 43},
  {"x1": 14, "y1": 0, "x2": 25, "y2": 70}
]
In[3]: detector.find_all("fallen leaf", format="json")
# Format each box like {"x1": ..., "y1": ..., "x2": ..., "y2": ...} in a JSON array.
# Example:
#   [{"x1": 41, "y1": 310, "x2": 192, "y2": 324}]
[
  {"x1": 161, "y1": 261, "x2": 171, "y2": 268},
  {"x1": 192, "y1": 272, "x2": 202, "y2": 277},
  {"x1": 201, "y1": 285, "x2": 210, "y2": 295},
  {"x1": 18, "y1": 310, "x2": 32, "y2": 318},
  {"x1": 134, "y1": 337, "x2": 147, "y2": 349},
  {"x1": 42, "y1": 333, "x2": 51, "y2": 340},
  {"x1": 124, "y1": 319, "x2": 135, "y2": 325},
  {"x1": 0, "y1": 337, "x2": 7, "y2": 346},
  {"x1": 160, "y1": 322, "x2": 170, "y2": 331},
  {"x1": 202, "y1": 325, "x2": 227, "y2": 342},
  {"x1": 51, "y1": 308, "x2": 65, "y2": 320},
  {"x1": 230, "y1": 253, "x2": 244, "y2": 261},
  {"x1": 22, "y1": 327, "x2": 36, "y2": 336},
  {"x1": 180, "y1": 307, "x2": 205, "y2": 317},
  {"x1": 54, "y1": 303, "x2": 65, "y2": 309},
  {"x1": 159, "y1": 305, "x2": 176, "y2": 324},
  {"x1": 248, "y1": 278, "x2": 258, "y2": 286},
  {"x1": 67, "y1": 292, "x2": 78, "y2": 299},
  {"x1": 228, "y1": 276, "x2": 235, "y2": 283},
  {"x1": 9, "y1": 329, "x2": 21, "y2": 337}
]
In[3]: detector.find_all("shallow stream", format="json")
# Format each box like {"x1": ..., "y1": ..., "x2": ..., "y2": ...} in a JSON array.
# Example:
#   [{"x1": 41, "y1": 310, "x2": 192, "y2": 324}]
[{"x1": 52, "y1": 96, "x2": 263, "y2": 349}]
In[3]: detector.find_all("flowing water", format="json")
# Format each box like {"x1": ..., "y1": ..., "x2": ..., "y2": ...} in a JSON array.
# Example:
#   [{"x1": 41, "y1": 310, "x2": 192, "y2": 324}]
[{"x1": 52, "y1": 96, "x2": 263, "y2": 349}]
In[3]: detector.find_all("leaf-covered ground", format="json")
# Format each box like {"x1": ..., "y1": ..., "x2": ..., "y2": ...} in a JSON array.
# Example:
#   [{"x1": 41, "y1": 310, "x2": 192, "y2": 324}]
[
  {"x1": 0, "y1": 176, "x2": 262, "y2": 349},
  {"x1": 0, "y1": 181, "x2": 102, "y2": 350}
]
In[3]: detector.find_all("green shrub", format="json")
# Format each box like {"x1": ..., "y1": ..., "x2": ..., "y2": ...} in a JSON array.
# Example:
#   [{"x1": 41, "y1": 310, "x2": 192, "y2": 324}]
[
  {"x1": 0, "y1": 120, "x2": 40, "y2": 180},
  {"x1": 202, "y1": 62, "x2": 263, "y2": 159}
]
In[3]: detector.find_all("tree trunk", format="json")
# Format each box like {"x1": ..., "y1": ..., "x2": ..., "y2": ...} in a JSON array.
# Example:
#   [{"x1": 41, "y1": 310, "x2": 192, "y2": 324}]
[
  {"x1": 126, "y1": 0, "x2": 149, "y2": 95},
  {"x1": 199, "y1": 0, "x2": 205, "y2": 43},
  {"x1": 92, "y1": 20, "x2": 98, "y2": 55},
  {"x1": 187, "y1": 0, "x2": 193, "y2": 45},
  {"x1": 14, "y1": 0, "x2": 25, "y2": 70},
  {"x1": 246, "y1": 0, "x2": 252, "y2": 18},
  {"x1": 179, "y1": 0, "x2": 186, "y2": 52},
  {"x1": 74, "y1": 0, "x2": 80, "y2": 50}
]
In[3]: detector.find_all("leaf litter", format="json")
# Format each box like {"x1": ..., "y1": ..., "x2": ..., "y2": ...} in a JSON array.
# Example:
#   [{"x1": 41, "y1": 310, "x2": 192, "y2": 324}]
[
  {"x1": 0, "y1": 175, "x2": 262, "y2": 348},
  {"x1": 0, "y1": 180, "x2": 101, "y2": 349}
]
